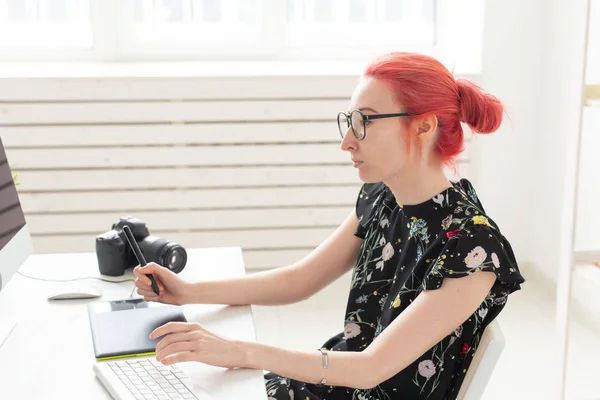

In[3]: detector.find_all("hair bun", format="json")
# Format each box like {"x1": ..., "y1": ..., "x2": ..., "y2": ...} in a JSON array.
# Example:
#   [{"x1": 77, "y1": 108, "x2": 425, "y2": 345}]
[{"x1": 456, "y1": 79, "x2": 503, "y2": 134}]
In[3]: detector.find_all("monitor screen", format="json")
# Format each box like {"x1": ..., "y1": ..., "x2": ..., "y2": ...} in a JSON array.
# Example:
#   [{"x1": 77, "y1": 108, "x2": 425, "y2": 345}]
[{"x1": 0, "y1": 137, "x2": 31, "y2": 290}]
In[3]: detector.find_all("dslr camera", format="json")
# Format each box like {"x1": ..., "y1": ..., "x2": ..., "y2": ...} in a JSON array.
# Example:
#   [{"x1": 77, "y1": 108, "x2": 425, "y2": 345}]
[{"x1": 96, "y1": 216, "x2": 187, "y2": 276}]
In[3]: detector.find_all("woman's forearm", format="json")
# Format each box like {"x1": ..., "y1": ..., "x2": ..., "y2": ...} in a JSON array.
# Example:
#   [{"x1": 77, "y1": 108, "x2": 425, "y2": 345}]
[
  {"x1": 241, "y1": 341, "x2": 376, "y2": 390},
  {"x1": 184, "y1": 264, "x2": 307, "y2": 306}
]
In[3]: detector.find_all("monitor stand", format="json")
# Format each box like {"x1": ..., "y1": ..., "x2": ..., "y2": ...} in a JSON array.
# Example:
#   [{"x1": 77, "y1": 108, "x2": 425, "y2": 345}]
[{"x1": 0, "y1": 318, "x2": 17, "y2": 350}]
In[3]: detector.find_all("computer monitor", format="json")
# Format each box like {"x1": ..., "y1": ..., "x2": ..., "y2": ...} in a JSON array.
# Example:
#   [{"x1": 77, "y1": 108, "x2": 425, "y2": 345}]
[{"x1": 0, "y1": 137, "x2": 32, "y2": 292}]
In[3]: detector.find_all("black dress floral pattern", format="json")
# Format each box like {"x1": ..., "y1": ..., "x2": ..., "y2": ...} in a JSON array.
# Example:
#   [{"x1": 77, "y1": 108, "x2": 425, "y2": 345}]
[{"x1": 264, "y1": 179, "x2": 525, "y2": 400}]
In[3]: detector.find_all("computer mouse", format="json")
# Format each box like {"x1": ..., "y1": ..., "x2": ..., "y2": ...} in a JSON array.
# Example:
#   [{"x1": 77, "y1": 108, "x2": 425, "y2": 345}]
[{"x1": 47, "y1": 283, "x2": 103, "y2": 300}]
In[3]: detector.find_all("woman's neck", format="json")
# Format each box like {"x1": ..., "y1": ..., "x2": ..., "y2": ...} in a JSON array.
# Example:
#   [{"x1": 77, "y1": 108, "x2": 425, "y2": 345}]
[{"x1": 385, "y1": 165, "x2": 452, "y2": 206}]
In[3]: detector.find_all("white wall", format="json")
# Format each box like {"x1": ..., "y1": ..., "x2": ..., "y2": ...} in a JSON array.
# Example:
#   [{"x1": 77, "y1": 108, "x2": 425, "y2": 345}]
[
  {"x1": 586, "y1": 0, "x2": 600, "y2": 83},
  {"x1": 575, "y1": 106, "x2": 600, "y2": 252},
  {"x1": 575, "y1": 0, "x2": 600, "y2": 252},
  {"x1": 474, "y1": 0, "x2": 589, "y2": 285},
  {"x1": 472, "y1": 0, "x2": 544, "y2": 271},
  {"x1": 537, "y1": 0, "x2": 589, "y2": 284},
  {"x1": 475, "y1": 2, "x2": 590, "y2": 397}
]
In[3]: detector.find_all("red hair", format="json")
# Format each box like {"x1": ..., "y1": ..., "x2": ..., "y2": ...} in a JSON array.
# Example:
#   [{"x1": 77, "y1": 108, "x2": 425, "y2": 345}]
[{"x1": 364, "y1": 52, "x2": 504, "y2": 165}]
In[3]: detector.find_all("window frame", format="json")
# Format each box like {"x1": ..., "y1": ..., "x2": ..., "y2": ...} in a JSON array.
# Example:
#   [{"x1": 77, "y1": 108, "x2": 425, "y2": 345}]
[{"x1": 0, "y1": 0, "x2": 484, "y2": 74}]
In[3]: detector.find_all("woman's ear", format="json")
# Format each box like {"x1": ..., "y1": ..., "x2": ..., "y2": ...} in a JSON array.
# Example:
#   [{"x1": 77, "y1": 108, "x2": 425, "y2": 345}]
[
  {"x1": 415, "y1": 115, "x2": 439, "y2": 137},
  {"x1": 417, "y1": 122, "x2": 431, "y2": 134}
]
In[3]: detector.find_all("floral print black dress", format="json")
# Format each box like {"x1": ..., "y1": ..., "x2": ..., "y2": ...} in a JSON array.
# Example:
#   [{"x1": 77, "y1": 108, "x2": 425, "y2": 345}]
[{"x1": 264, "y1": 179, "x2": 525, "y2": 400}]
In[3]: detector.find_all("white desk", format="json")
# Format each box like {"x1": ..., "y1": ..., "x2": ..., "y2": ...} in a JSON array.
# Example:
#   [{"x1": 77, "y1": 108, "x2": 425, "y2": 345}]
[{"x1": 0, "y1": 247, "x2": 268, "y2": 400}]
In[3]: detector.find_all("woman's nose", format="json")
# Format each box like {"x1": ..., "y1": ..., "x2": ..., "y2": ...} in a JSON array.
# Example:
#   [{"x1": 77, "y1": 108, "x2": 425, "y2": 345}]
[{"x1": 340, "y1": 127, "x2": 356, "y2": 152}]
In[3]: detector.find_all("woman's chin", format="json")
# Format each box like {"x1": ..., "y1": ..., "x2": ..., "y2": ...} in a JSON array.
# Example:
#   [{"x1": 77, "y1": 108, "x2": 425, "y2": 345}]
[{"x1": 357, "y1": 167, "x2": 379, "y2": 183}]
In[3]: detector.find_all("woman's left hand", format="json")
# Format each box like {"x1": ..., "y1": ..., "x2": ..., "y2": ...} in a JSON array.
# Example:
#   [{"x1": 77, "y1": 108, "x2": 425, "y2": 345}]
[{"x1": 150, "y1": 322, "x2": 247, "y2": 368}]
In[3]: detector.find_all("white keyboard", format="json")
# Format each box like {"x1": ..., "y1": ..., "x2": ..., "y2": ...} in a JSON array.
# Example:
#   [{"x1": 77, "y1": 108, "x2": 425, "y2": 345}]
[{"x1": 94, "y1": 358, "x2": 199, "y2": 400}]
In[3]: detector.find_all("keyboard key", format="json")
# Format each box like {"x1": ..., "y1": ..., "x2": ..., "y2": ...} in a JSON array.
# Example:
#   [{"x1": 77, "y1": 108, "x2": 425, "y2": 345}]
[
  {"x1": 173, "y1": 371, "x2": 187, "y2": 379},
  {"x1": 182, "y1": 395, "x2": 196, "y2": 400}
]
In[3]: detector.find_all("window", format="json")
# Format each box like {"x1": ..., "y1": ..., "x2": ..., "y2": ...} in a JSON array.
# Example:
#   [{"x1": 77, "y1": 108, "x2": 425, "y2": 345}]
[
  {"x1": 119, "y1": 0, "x2": 265, "y2": 56},
  {"x1": 283, "y1": 0, "x2": 435, "y2": 58},
  {"x1": 0, "y1": 0, "x2": 92, "y2": 50},
  {"x1": 0, "y1": 0, "x2": 484, "y2": 70}
]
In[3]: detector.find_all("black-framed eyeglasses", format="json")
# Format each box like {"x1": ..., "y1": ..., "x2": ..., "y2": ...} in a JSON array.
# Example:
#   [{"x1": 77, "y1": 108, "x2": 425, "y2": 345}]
[{"x1": 337, "y1": 109, "x2": 415, "y2": 140}]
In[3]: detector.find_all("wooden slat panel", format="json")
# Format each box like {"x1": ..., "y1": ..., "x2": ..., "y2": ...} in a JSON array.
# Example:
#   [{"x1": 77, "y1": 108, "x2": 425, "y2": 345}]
[
  {"x1": 11, "y1": 166, "x2": 360, "y2": 191},
  {"x1": 25, "y1": 207, "x2": 351, "y2": 235},
  {"x1": 0, "y1": 75, "x2": 359, "y2": 101},
  {"x1": 0, "y1": 122, "x2": 339, "y2": 147},
  {"x1": 0, "y1": 123, "x2": 471, "y2": 148},
  {"x1": 243, "y1": 249, "x2": 313, "y2": 270},
  {"x1": 6, "y1": 144, "x2": 346, "y2": 169},
  {"x1": 30, "y1": 227, "x2": 335, "y2": 254},
  {"x1": 0, "y1": 99, "x2": 346, "y2": 125},
  {"x1": 7, "y1": 145, "x2": 467, "y2": 170},
  {"x1": 19, "y1": 186, "x2": 359, "y2": 213}
]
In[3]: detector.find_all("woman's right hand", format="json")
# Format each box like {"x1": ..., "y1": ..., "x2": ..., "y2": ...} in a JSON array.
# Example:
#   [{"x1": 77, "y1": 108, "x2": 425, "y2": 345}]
[{"x1": 133, "y1": 263, "x2": 190, "y2": 305}]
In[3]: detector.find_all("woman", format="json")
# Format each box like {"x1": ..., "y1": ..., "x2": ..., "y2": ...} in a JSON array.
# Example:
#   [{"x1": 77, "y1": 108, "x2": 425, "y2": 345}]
[{"x1": 134, "y1": 52, "x2": 525, "y2": 400}]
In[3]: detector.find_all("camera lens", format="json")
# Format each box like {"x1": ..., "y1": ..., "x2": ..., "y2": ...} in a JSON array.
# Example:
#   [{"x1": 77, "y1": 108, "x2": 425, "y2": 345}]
[
  {"x1": 138, "y1": 236, "x2": 187, "y2": 274},
  {"x1": 161, "y1": 243, "x2": 187, "y2": 274}
]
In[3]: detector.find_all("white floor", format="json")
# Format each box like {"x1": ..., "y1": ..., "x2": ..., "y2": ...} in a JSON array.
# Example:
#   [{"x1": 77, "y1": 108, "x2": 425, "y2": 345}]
[{"x1": 251, "y1": 268, "x2": 600, "y2": 400}]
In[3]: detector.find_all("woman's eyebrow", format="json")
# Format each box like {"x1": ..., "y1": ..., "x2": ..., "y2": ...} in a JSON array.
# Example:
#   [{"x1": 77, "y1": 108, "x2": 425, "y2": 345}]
[{"x1": 358, "y1": 107, "x2": 378, "y2": 113}]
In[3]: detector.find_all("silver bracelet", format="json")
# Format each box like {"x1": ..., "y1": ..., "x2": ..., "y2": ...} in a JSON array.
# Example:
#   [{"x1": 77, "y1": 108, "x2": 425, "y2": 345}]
[{"x1": 318, "y1": 348, "x2": 328, "y2": 385}]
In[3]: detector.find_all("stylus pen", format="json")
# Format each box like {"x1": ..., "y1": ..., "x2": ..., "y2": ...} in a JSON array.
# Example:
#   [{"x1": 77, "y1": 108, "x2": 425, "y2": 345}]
[{"x1": 123, "y1": 225, "x2": 160, "y2": 296}]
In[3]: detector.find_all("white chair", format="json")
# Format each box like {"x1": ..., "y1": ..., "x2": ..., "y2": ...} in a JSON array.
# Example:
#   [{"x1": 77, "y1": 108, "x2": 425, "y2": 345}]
[{"x1": 456, "y1": 319, "x2": 505, "y2": 400}]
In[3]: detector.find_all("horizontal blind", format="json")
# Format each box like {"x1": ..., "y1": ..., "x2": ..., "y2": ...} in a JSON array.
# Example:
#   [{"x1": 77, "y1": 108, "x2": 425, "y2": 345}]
[{"x1": 0, "y1": 74, "x2": 471, "y2": 270}]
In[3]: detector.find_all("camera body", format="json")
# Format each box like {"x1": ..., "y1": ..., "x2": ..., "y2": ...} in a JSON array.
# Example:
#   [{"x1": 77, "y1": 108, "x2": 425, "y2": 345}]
[{"x1": 96, "y1": 216, "x2": 187, "y2": 276}]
